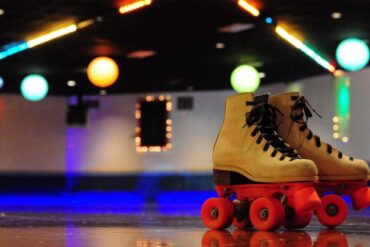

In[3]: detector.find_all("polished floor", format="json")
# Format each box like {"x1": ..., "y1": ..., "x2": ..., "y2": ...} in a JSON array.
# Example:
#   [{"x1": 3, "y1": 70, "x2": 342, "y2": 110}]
[{"x1": 0, "y1": 205, "x2": 368, "y2": 247}]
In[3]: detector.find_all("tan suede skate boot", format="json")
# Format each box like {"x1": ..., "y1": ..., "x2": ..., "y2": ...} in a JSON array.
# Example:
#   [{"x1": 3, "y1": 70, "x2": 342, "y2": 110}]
[
  {"x1": 213, "y1": 93, "x2": 318, "y2": 183},
  {"x1": 202, "y1": 93, "x2": 321, "y2": 231},
  {"x1": 268, "y1": 92, "x2": 369, "y2": 181}
]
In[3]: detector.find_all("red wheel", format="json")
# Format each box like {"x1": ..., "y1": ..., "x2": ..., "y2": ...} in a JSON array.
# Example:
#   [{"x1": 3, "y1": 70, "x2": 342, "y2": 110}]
[
  {"x1": 281, "y1": 231, "x2": 312, "y2": 247},
  {"x1": 315, "y1": 230, "x2": 348, "y2": 247},
  {"x1": 283, "y1": 206, "x2": 312, "y2": 229},
  {"x1": 249, "y1": 197, "x2": 285, "y2": 231},
  {"x1": 232, "y1": 200, "x2": 252, "y2": 229},
  {"x1": 201, "y1": 230, "x2": 235, "y2": 247},
  {"x1": 201, "y1": 198, "x2": 234, "y2": 229},
  {"x1": 232, "y1": 229, "x2": 253, "y2": 245},
  {"x1": 350, "y1": 186, "x2": 370, "y2": 210},
  {"x1": 250, "y1": 231, "x2": 283, "y2": 247},
  {"x1": 316, "y1": 194, "x2": 348, "y2": 228}
]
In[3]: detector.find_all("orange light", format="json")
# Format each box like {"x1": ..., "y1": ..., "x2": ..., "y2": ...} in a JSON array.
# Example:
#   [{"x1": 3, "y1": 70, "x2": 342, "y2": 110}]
[
  {"x1": 119, "y1": 0, "x2": 152, "y2": 14},
  {"x1": 87, "y1": 57, "x2": 119, "y2": 88},
  {"x1": 237, "y1": 0, "x2": 260, "y2": 17}
]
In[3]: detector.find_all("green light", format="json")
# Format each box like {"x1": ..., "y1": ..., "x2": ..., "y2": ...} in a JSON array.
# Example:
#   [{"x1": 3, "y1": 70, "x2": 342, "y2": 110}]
[
  {"x1": 230, "y1": 65, "x2": 260, "y2": 93},
  {"x1": 336, "y1": 38, "x2": 369, "y2": 71},
  {"x1": 334, "y1": 75, "x2": 350, "y2": 139},
  {"x1": 20, "y1": 74, "x2": 49, "y2": 101},
  {"x1": 338, "y1": 83, "x2": 350, "y2": 117}
]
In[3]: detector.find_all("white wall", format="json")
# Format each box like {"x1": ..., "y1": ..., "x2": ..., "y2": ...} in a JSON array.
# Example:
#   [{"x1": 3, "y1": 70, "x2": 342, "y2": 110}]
[
  {"x1": 0, "y1": 95, "x2": 66, "y2": 173},
  {"x1": 67, "y1": 91, "x2": 231, "y2": 173},
  {"x1": 1, "y1": 68, "x2": 370, "y2": 173}
]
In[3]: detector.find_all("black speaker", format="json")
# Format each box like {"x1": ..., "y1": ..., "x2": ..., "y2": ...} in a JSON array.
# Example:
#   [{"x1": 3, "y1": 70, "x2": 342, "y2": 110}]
[
  {"x1": 67, "y1": 105, "x2": 87, "y2": 126},
  {"x1": 177, "y1": 96, "x2": 193, "y2": 110}
]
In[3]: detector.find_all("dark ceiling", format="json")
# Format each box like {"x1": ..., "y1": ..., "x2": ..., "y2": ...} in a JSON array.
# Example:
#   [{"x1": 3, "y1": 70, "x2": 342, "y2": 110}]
[{"x1": 0, "y1": 0, "x2": 369, "y2": 95}]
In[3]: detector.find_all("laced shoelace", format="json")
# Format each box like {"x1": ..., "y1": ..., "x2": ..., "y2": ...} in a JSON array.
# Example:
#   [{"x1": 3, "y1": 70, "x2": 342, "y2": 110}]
[
  {"x1": 244, "y1": 100, "x2": 300, "y2": 161},
  {"x1": 290, "y1": 95, "x2": 353, "y2": 161}
]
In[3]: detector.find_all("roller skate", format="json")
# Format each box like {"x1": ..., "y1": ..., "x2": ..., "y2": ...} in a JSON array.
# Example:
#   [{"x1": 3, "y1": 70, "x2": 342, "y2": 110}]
[
  {"x1": 269, "y1": 92, "x2": 370, "y2": 228},
  {"x1": 201, "y1": 93, "x2": 321, "y2": 231}
]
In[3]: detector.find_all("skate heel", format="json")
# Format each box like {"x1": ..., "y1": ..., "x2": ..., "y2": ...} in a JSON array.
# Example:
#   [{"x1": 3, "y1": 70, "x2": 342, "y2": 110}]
[
  {"x1": 291, "y1": 187, "x2": 321, "y2": 212},
  {"x1": 213, "y1": 169, "x2": 232, "y2": 186},
  {"x1": 350, "y1": 186, "x2": 370, "y2": 210}
]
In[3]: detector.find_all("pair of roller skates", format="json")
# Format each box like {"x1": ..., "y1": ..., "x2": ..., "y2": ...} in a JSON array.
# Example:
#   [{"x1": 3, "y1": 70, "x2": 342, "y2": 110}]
[{"x1": 201, "y1": 92, "x2": 370, "y2": 231}]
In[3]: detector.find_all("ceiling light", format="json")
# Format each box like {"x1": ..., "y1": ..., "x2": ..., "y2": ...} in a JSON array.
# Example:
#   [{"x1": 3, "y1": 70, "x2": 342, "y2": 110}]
[
  {"x1": 218, "y1": 23, "x2": 255, "y2": 33},
  {"x1": 27, "y1": 24, "x2": 77, "y2": 48},
  {"x1": 215, "y1": 42, "x2": 225, "y2": 49},
  {"x1": 0, "y1": 9, "x2": 4, "y2": 15},
  {"x1": 119, "y1": 0, "x2": 152, "y2": 14},
  {"x1": 331, "y1": 12, "x2": 342, "y2": 19},
  {"x1": 265, "y1": 17, "x2": 273, "y2": 24},
  {"x1": 127, "y1": 50, "x2": 156, "y2": 59},
  {"x1": 275, "y1": 25, "x2": 335, "y2": 73},
  {"x1": 20, "y1": 74, "x2": 49, "y2": 102},
  {"x1": 67, "y1": 80, "x2": 76, "y2": 87},
  {"x1": 237, "y1": 0, "x2": 260, "y2": 17},
  {"x1": 259, "y1": 72, "x2": 266, "y2": 78}
]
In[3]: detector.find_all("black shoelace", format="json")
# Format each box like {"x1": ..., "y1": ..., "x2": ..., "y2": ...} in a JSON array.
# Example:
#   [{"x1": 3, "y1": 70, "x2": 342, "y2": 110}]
[
  {"x1": 290, "y1": 95, "x2": 353, "y2": 161},
  {"x1": 244, "y1": 100, "x2": 300, "y2": 161}
]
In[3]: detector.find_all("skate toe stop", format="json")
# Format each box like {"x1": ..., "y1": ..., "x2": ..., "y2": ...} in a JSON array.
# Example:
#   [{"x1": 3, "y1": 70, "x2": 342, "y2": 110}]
[
  {"x1": 350, "y1": 186, "x2": 370, "y2": 210},
  {"x1": 292, "y1": 187, "x2": 321, "y2": 212}
]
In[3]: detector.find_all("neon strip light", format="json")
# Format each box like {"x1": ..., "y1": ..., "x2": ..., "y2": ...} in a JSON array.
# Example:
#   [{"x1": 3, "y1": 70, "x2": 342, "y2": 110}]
[
  {"x1": 237, "y1": 0, "x2": 336, "y2": 73},
  {"x1": 119, "y1": 0, "x2": 152, "y2": 14},
  {"x1": 27, "y1": 24, "x2": 77, "y2": 48},
  {"x1": 275, "y1": 26, "x2": 335, "y2": 72},
  {"x1": 0, "y1": 42, "x2": 28, "y2": 60},
  {"x1": 238, "y1": 0, "x2": 260, "y2": 17},
  {"x1": 0, "y1": 20, "x2": 92, "y2": 61},
  {"x1": 237, "y1": 0, "x2": 260, "y2": 17}
]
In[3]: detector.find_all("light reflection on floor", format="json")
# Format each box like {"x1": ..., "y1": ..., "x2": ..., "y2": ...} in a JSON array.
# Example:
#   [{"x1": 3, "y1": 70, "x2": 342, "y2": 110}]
[{"x1": 0, "y1": 206, "x2": 368, "y2": 247}]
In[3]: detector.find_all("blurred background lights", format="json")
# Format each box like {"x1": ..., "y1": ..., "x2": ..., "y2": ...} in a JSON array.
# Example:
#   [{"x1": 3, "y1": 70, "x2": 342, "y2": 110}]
[
  {"x1": 67, "y1": 80, "x2": 76, "y2": 87},
  {"x1": 0, "y1": 76, "x2": 3, "y2": 89},
  {"x1": 336, "y1": 38, "x2": 370, "y2": 71},
  {"x1": 0, "y1": 9, "x2": 4, "y2": 15},
  {"x1": 230, "y1": 65, "x2": 260, "y2": 93},
  {"x1": 87, "y1": 56, "x2": 119, "y2": 88},
  {"x1": 20, "y1": 74, "x2": 49, "y2": 101},
  {"x1": 265, "y1": 17, "x2": 273, "y2": 24},
  {"x1": 215, "y1": 42, "x2": 225, "y2": 49},
  {"x1": 331, "y1": 12, "x2": 342, "y2": 19}
]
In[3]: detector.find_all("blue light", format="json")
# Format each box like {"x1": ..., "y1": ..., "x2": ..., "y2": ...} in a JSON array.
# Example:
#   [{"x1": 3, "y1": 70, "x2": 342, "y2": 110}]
[
  {"x1": 265, "y1": 17, "x2": 273, "y2": 24},
  {"x1": 336, "y1": 38, "x2": 370, "y2": 71},
  {"x1": 0, "y1": 42, "x2": 28, "y2": 60},
  {"x1": 157, "y1": 191, "x2": 217, "y2": 205},
  {"x1": 20, "y1": 74, "x2": 49, "y2": 101},
  {"x1": 0, "y1": 76, "x2": 3, "y2": 89}
]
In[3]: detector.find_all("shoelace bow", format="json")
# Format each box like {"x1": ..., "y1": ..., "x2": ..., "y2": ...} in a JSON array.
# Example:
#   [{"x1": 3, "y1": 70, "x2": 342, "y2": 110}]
[
  {"x1": 290, "y1": 95, "x2": 353, "y2": 160},
  {"x1": 244, "y1": 100, "x2": 300, "y2": 161}
]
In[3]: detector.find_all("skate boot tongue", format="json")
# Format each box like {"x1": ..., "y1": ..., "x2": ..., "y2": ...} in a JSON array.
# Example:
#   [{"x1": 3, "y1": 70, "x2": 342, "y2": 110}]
[
  {"x1": 290, "y1": 96, "x2": 352, "y2": 160},
  {"x1": 245, "y1": 95, "x2": 300, "y2": 161},
  {"x1": 253, "y1": 94, "x2": 269, "y2": 104}
]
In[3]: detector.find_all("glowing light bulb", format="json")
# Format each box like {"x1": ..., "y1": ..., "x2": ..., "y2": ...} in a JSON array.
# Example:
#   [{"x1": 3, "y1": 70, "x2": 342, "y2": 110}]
[
  {"x1": 20, "y1": 74, "x2": 49, "y2": 101},
  {"x1": 87, "y1": 57, "x2": 119, "y2": 88},
  {"x1": 230, "y1": 65, "x2": 260, "y2": 93}
]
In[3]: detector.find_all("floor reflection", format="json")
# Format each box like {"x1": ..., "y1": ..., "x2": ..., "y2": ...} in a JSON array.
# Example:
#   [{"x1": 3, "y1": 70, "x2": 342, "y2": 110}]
[{"x1": 201, "y1": 229, "x2": 363, "y2": 247}]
